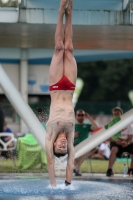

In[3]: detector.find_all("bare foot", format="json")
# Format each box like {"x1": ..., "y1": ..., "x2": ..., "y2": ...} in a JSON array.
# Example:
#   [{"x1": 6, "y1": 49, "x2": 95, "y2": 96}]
[
  {"x1": 59, "y1": 0, "x2": 69, "y2": 14},
  {"x1": 65, "y1": 0, "x2": 73, "y2": 15}
]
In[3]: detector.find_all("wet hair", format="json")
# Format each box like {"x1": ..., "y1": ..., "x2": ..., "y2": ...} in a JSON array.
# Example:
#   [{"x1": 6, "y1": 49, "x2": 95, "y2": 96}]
[
  {"x1": 53, "y1": 130, "x2": 68, "y2": 158},
  {"x1": 53, "y1": 146, "x2": 68, "y2": 158},
  {"x1": 54, "y1": 152, "x2": 68, "y2": 158}
]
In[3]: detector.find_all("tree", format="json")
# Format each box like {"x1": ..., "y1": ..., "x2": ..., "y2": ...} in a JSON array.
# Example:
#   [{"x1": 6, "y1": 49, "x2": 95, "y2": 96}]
[{"x1": 77, "y1": 59, "x2": 133, "y2": 102}]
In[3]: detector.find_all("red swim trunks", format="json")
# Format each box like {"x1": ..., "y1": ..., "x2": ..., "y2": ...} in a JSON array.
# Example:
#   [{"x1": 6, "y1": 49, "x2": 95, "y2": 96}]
[{"x1": 49, "y1": 76, "x2": 75, "y2": 91}]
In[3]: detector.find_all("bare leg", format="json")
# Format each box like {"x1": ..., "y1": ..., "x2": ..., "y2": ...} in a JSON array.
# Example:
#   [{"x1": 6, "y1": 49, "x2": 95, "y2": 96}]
[
  {"x1": 64, "y1": 0, "x2": 77, "y2": 84},
  {"x1": 64, "y1": 0, "x2": 73, "y2": 49},
  {"x1": 88, "y1": 149, "x2": 97, "y2": 158},
  {"x1": 91, "y1": 154, "x2": 105, "y2": 160},
  {"x1": 74, "y1": 154, "x2": 87, "y2": 170},
  {"x1": 107, "y1": 147, "x2": 118, "y2": 169},
  {"x1": 49, "y1": 0, "x2": 68, "y2": 85}
]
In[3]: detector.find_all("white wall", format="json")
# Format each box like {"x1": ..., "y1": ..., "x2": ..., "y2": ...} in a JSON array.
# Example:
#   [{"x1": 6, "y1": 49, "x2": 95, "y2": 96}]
[
  {"x1": 28, "y1": 65, "x2": 49, "y2": 94},
  {"x1": 0, "y1": 64, "x2": 19, "y2": 94},
  {"x1": 0, "y1": 63, "x2": 50, "y2": 95}
]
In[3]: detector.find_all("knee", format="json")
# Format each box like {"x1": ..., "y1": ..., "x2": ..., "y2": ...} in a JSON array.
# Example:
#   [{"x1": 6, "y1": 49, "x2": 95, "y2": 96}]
[
  {"x1": 64, "y1": 46, "x2": 73, "y2": 58},
  {"x1": 55, "y1": 44, "x2": 64, "y2": 53},
  {"x1": 111, "y1": 147, "x2": 118, "y2": 154},
  {"x1": 65, "y1": 45, "x2": 73, "y2": 53}
]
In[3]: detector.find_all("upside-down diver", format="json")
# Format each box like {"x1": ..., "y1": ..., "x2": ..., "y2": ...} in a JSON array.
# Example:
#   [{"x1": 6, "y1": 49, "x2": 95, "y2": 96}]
[{"x1": 45, "y1": 0, "x2": 77, "y2": 187}]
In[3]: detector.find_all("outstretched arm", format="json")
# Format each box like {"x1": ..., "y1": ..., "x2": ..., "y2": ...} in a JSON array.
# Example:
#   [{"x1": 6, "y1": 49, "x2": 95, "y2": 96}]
[
  {"x1": 46, "y1": 121, "x2": 56, "y2": 187},
  {"x1": 46, "y1": 135, "x2": 56, "y2": 187},
  {"x1": 66, "y1": 133, "x2": 74, "y2": 184}
]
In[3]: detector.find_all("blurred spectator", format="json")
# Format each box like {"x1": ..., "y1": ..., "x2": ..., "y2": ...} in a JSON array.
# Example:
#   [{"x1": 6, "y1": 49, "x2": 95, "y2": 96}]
[
  {"x1": 88, "y1": 142, "x2": 110, "y2": 160},
  {"x1": 74, "y1": 109, "x2": 98, "y2": 176},
  {"x1": 3, "y1": 121, "x2": 12, "y2": 134},
  {"x1": 106, "y1": 107, "x2": 133, "y2": 176},
  {"x1": 0, "y1": 105, "x2": 4, "y2": 132},
  {"x1": 1, "y1": 121, "x2": 14, "y2": 159},
  {"x1": 0, "y1": 105, "x2": 4, "y2": 160}
]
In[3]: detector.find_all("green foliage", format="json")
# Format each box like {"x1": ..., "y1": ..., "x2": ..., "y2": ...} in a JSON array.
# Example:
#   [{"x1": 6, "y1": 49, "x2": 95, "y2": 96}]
[
  {"x1": 0, "y1": 0, "x2": 19, "y2": 7},
  {"x1": 77, "y1": 59, "x2": 133, "y2": 102},
  {"x1": 0, "y1": 159, "x2": 47, "y2": 173}
]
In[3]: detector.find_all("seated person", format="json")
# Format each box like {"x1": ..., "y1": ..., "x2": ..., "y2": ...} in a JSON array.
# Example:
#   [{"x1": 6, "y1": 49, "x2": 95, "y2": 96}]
[
  {"x1": 0, "y1": 105, "x2": 4, "y2": 133},
  {"x1": 0, "y1": 105, "x2": 4, "y2": 150},
  {"x1": 3, "y1": 121, "x2": 13, "y2": 147},
  {"x1": 88, "y1": 142, "x2": 110, "y2": 160},
  {"x1": 1, "y1": 121, "x2": 14, "y2": 158},
  {"x1": 105, "y1": 107, "x2": 133, "y2": 176}
]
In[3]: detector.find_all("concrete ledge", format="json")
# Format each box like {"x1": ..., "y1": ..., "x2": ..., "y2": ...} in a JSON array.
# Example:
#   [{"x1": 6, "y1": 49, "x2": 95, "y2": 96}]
[
  {"x1": 19, "y1": 9, "x2": 130, "y2": 25},
  {"x1": 0, "y1": 7, "x2": 130, "y2": 25},
  {"x1": 0, "y1": 173, "x2": 133, "y2": 180},
  {"x1": 0, "y1": 7, "x2": 19, "y2": 23},
  {"x1": 73, "y1": 173, "x2": 133, "y2": 180},
  {"x1": 25, "y1": 0, "x2": 123, "y2": 11}
]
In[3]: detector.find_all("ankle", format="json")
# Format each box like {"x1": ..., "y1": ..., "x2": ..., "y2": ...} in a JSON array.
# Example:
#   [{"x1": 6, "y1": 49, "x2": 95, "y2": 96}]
[
  {"x1": 65, "y1": 9, "x2": 72, "y2": 16},
  {"x1": 58, "y1": 9, "x2": 64, "y2": 16}
]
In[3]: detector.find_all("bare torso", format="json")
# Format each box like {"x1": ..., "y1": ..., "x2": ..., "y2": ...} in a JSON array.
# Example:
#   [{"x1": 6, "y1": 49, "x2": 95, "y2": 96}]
[{"x1": 46, "y1": 90, "x2": 75, "y2": 141}]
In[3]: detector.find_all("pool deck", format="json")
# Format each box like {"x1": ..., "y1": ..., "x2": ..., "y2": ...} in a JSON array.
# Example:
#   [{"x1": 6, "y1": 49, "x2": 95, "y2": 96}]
[
  {"x1": 0, "y1": 173, "x2": 133, "y2": 180},
  {"x1": 73, "y1": 173, "x2": 133, "y2": 180}
]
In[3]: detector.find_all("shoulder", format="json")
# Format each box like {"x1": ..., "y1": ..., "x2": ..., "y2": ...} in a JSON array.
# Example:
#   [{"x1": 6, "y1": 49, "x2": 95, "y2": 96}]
[
  {"x1": 82, "y1": 123, "x2": 91, "y2": 130},
  {"x1": 100, "y1": 143, "x2": 106, "y2": 148},
  {"x1": 128, "y1": 124, "x2": 133, "y2": 129},
  {"x1": 86, "y1": 123, "x2": 92, "y2": 129},
  {"x1": 99, "y1": 143, "x2": 106, "y2": 150},
  {"x1": 82, "y1": 123, "x2": 91, "y2": 127}
]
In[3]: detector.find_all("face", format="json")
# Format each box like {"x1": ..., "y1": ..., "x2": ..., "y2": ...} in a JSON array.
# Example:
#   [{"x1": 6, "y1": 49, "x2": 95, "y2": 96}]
[
  {"x1": 76, "y1": 111, "x2": 85, "y2": 123},
  {"x1": 113, "y1": 109, "x2": 122, "y2": 118},
  {"x1": 54, "y1": 132, "x2": 67, "y2": 154}
]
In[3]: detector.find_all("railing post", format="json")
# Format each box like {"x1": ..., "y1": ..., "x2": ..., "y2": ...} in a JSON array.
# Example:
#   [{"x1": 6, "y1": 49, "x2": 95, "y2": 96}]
[{"x1": 21, "y1": 0, "x2": 26, "y2": 8}]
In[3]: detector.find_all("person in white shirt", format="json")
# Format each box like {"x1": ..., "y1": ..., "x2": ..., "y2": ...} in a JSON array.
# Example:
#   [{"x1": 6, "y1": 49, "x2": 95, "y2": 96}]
[
  {"x1": 89, "y1": 143, "x2": 110, "y2": 160},
  {"x1": 106, "y1": 107, "x2": 133, "y2": 177}
]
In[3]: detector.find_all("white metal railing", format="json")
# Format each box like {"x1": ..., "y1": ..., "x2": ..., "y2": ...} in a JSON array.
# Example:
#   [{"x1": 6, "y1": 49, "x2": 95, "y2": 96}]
[
  {"x1": 0, "y1": 132, "x2": 17, "y2": 166},
  {"x1": 0, "y1": 133, "x2": 17, "y2": 151}
]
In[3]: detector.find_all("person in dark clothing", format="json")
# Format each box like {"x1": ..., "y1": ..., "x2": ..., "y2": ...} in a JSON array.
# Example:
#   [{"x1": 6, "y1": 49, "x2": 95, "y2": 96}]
[
  {"x1": 0, "y1": 105, "x2": 5, "y2": 152},
  {"x1": 0, "y1": 105, "x2": 4, "y2": 133}
]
